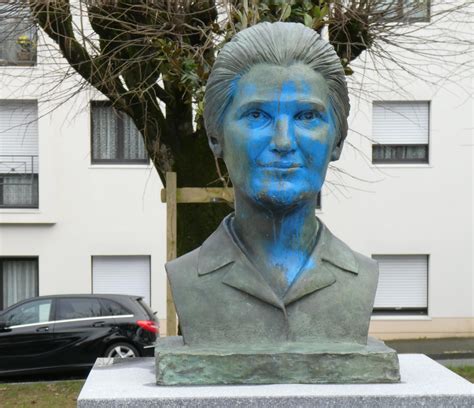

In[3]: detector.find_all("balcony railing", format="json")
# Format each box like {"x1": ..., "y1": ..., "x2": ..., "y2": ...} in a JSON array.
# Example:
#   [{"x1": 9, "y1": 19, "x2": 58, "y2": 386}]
[{"x1": 0, "y1": 155, "x2": 38, "y2": 208}]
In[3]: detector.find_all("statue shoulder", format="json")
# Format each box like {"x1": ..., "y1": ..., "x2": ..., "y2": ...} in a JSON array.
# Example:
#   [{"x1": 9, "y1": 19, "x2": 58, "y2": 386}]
[
  {"x1": 165, "y1": 247, "x2": 200, "y2": 281},
  {"x1": 351, "y1": 249, "x2": 379, "y2": 277},
  {"x1": 328, "y1": 234, "x2": 379, "y2": 312},
  {"x1": 352, "y1": 249, "x2": 379, "y2": 282},
  {"x1": 165, "y1": 218, "x2": 231, "y2": 285},
  {"x1": 323, "y1": 226, "x2": 378, "y2": 288}
]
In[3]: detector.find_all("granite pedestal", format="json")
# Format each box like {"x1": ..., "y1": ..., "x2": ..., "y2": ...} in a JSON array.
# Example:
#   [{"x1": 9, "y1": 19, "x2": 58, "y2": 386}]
[{"x1": 77, "y1": 354, "x2": 473, "y2": 407}]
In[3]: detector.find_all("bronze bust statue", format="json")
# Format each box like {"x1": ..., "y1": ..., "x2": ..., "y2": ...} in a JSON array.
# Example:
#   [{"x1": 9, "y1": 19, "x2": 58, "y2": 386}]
[{"x1": 157, "y1": 22, "x2": 400, "y2": 385}]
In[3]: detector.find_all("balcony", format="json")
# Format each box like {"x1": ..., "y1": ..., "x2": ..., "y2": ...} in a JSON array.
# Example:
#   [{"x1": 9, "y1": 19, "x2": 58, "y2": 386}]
[{"x1": 0, "y1": 155, "x2": 38, "y2": 208}]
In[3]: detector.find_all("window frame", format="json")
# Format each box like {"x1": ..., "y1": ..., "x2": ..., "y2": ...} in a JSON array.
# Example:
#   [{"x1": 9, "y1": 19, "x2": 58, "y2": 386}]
[
  {"x1": 371, "y1": 100, "x2": 430, "y2": 165},
  {"x1": 0, "y1": 173, "x2": 39, "y2": 209},
  {"x1": 372, "y1": 144, "x2": 429, "y2": 164},
  {"x1": 90, "y1": 101, "x2": 149, "y2": 165},
  {"x1": 0, "y1": 257, "x2": 39, "y2": 311},
  {"x1": 91, "y1": 255, "x2": 152, "y2": 306},
  {"x1": 374, "y1": 0, "x2": 431, "y2": 24},
  {"x1": 0, "y1": 99, "x2": 40, "y2": 208},
  {"x1": 0, "y1": 5, "x2": 38, "y2": 66},
  {"x1": 371, "y1": 254, "x2": 429, "y2": 316}
]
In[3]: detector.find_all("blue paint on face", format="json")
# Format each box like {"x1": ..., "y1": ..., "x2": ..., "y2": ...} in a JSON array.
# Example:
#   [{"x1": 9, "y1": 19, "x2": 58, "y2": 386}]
[
  {"x1": 221, "y1": 63, "x2": 337, "y2": 285},
  {"x1": 222, "y1": 63, "x2": 336, "y2": 210}
]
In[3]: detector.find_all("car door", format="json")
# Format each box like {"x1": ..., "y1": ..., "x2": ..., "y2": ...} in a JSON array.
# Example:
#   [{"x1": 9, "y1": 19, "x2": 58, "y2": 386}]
[
  {"x1": 52, "y1": 297, "x2": 116, "y2": 368},
  {"x1": 0, "y1": 298, "x2": 56, "y2": 374}
]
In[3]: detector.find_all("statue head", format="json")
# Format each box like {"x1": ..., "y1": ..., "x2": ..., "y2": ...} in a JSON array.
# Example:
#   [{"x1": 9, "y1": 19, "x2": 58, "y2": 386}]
[{"x1": 204, "y1": 22, "x2": 350, "y2": 209}]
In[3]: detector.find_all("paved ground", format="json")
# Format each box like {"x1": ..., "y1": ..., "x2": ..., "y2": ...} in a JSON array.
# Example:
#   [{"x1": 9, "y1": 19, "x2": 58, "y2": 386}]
[
  {"x1": 385, "y1": 337, "x2": 474, "y2": 361},
  {"x1": 436, "y1": 358, "x2": 474, "y2": 367},
  {"x1": 1, "y1": 338, "x2": 472, "y2": 384}
]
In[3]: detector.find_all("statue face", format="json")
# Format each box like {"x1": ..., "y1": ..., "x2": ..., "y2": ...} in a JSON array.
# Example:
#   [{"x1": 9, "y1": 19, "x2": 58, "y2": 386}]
[{"x1": 221, "y1": 63, "x2": 336, "y2": 210}]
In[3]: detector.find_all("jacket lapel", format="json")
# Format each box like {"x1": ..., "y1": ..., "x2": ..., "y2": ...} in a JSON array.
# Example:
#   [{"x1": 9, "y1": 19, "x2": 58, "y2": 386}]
[
  {"x1": 221, "y1": 261, "x2": 285, "y2": 311},
  {"x1": 197, "y1": 217, "x2": 236, "y2": 276},
  {"x1": 197, "y1": 215, "x2": 285, "y2": 311},
  {"x1": 283, "y1": 261, "x2": 336, "y2": 306},
  {"x1": 283, "y1": 222, "x2": 359, "y2": 306}
]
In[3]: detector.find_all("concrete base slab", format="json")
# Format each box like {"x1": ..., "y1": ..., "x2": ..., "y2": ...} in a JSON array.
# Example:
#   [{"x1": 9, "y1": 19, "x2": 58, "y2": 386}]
[{"x1": 77, "y1": 354, "x2": 473, "y2": 407}]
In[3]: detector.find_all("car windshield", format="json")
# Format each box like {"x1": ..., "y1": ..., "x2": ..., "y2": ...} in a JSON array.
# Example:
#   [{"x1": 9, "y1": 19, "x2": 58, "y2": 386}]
[{"x1": 3, "y1": 299, "x2": 52, "y2": 326}]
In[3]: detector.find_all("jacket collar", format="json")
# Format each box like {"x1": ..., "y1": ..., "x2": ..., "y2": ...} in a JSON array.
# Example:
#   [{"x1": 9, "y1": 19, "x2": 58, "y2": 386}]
[{"x1": 197, "y1": 214, "x2": 359, "y2": 310}]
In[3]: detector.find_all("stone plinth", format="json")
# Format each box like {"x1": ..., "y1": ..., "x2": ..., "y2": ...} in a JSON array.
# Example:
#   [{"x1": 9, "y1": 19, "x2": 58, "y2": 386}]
[
  {"x1": 77, "y1": 354, "x2": 473, "y2": 408},
  {"x1": 155, "y1": 336, "x2": 400, "y2": 385}
]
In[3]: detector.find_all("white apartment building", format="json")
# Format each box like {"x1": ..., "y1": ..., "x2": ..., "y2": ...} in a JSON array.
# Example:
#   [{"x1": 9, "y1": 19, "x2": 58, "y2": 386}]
[{"x1": 0, "y1": 2, "x2": 472, "y2": 339}]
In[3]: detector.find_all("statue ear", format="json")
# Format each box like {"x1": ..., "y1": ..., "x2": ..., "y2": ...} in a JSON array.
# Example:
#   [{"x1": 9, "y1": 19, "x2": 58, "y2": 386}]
[
  {"x1": 331, "y1": 138, "x2": 343, "y2": 161},
  {"x1": 209, "y1": 136, "x2": 223, "y2": 158}
]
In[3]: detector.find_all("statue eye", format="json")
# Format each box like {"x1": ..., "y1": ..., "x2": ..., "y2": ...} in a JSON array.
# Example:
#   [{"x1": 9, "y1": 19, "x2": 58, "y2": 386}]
[
  {"x1": 247, "y1": 110, "x2": 265, "y2": 120},
  {"x1": 296, "y1": 110, "x2": 320, "y2": 121},
  {"x1": 243, "y1": 109, "x2": 271, "y2": 126}
]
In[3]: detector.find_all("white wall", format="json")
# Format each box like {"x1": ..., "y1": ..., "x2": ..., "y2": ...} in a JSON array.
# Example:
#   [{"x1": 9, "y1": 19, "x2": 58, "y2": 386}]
[
  {"x1": 0, "y1": 2, "x2": 472, "y2": 338},
  {"x1": 0, "y1": 70, "x2": 168, "y2": 320},
  {"x1": 318, "y1": 12, "x2": 473, "y2": 336}
]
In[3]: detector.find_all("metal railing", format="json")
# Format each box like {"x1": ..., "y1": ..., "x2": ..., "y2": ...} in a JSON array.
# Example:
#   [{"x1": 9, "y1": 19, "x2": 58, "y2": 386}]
[{"x1": 0, "y1": 155, "x2": 39, "y2": 208}]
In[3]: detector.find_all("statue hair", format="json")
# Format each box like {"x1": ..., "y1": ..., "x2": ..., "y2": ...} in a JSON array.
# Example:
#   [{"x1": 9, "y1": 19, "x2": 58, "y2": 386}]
[{"x1": 203, "y1": 22, "x2": 350, "y2": 160}]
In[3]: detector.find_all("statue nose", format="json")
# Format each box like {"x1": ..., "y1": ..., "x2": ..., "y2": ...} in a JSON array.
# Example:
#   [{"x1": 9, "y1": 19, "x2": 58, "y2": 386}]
[{"x1": 271, "y1": 117, "x2": 296, "y2": 153}]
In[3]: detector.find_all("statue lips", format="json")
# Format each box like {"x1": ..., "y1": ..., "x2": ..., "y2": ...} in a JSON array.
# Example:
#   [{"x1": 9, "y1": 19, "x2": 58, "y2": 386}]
[{"x1": 258, "y1": 161, "x2": 304, "y2": 171}]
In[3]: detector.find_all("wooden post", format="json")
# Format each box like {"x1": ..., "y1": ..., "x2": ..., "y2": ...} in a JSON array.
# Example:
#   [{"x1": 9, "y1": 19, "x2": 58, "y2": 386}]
[
  {"x1": 165, "y1": 172, "x2": 178, "y2": 336},
  {"x1": 161, "y1": 175, "x2": 233, "y2": 337}
]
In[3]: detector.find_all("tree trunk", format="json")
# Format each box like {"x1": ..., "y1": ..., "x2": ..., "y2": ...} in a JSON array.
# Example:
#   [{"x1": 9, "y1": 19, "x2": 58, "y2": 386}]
[
  {"x1": 177, "y1": 203, "x2": 232, "y2": 256},
  {"x1": 174, "y1": 119, "x2": 232, "y2": 256}
]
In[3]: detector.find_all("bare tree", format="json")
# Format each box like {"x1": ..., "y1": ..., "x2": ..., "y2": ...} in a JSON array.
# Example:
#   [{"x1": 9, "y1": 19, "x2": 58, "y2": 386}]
[{"x1": 1, "y1": 0, "x2": 471, "y2": 254}]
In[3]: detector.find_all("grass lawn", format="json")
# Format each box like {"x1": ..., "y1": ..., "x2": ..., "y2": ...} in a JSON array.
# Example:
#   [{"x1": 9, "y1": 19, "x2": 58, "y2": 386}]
[
  {"x1": 448, "y1": 365, "x2": 474, "y2": 383},
  {"x1": 0, "y1": 366, "x2": 472, "y2": 407},
  {"x1": 0, "y1": 380, "x2": 85, "y2": 408}
]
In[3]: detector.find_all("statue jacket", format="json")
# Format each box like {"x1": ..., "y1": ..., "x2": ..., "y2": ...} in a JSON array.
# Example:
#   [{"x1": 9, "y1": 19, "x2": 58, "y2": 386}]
[{"x1": 166, "y1": 214, "x2": 379, "y2": 347}]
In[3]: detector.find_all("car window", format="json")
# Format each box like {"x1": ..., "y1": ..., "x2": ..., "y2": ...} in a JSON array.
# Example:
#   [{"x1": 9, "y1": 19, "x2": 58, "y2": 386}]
[
  {"x1": 3, "y1": 299, "x2": 52, "y2": 326},
  {"x1": 56, "y1": 298, "x2": 102, "y2": 320},
  {"x1": 137, "y1": 298, "x2": 155, "y2": 319},
  {"x1": 100, "y1": 299, "x2": 131, "y2": 316}
]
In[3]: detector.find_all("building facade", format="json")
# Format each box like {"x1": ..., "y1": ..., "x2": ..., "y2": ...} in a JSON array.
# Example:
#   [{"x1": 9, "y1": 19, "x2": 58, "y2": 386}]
[{"x1": 0, "y1": 2, "x2": 472, "y2": 338}]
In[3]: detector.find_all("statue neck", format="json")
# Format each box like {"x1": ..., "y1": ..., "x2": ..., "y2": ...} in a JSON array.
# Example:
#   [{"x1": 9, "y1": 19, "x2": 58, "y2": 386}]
[{"x1": 231, "y1": 192, "x2": 319, "y2": 296}]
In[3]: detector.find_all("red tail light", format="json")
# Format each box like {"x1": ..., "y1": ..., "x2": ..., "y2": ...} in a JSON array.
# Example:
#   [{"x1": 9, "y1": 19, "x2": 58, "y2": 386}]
[{"x1": 137, "y1": 320, "x2": 159, "y2": 334}]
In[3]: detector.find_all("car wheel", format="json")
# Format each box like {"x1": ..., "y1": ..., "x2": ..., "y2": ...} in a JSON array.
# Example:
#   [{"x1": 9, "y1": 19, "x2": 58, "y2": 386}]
[{"x1": 104, "y1": 342, "x2": 139, "y2": 359}]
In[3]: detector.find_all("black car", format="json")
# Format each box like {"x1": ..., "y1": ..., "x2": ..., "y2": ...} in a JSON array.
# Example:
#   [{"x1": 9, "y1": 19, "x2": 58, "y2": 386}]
[{"x1": 0, "y1": 294, "x2": 159, "y2": 376}]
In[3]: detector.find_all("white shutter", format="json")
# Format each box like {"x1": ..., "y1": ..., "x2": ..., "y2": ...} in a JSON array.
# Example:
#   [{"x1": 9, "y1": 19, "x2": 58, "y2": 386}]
[
  {"x1": 92, "y1": 256, "x2": 151, "y2": 305},
  {"x1": 373, "y1": 255, "x2": 428, "y2": 309},
  {"x1": 0, "y1": 100, "x2": 38, "y2": 173},
  {"x1": 372, "y1": 101, "x2": 429, "y2": 145}
]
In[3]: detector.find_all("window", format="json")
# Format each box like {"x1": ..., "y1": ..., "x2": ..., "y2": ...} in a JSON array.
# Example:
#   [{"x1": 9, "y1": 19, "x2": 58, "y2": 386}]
[
  {"x1": 374, "y1": 0, "x2": 430, "y2": 23},
  {"x1": 372, "y1": 255, "x2": 428, "y2": 315},
  {"x1": 100, "y1": 299, "x2": 131, "y2": 316},
  {"x1": 3, "y1": 298, "x2": 51, "y2": 327},
  {"x1": 0, "y1": 2, "x2": 37, "y2": 65},
  {"x1": 91, "y1": 101, "x2": 148, "y2": 164},
  {"x1": 372, "y1": 101, "x2": 429, "y2": 164},
  {"x1": 0, "y1": 258, "x2": 38, "y2": 310},
  {"x1": 0, "y1": 100, "x2": 39, "y2": 208},
  {"x1": 56, "y1": 298, "x2": 102, "y2": 320},
  {"x1": 92, "y1": 256, "x2": 151, "y2": 305}
]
